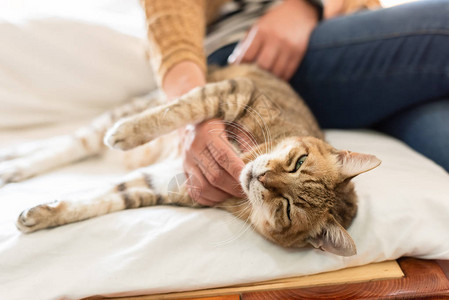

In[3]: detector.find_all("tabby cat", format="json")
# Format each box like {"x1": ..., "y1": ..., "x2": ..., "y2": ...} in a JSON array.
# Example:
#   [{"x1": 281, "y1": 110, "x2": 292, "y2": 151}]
[{"x1": 10, "y1": 64, "x2": 380, "y2": 256}]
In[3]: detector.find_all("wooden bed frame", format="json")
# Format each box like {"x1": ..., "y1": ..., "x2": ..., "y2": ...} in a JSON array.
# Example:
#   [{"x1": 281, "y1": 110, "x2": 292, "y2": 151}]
[
  {"x1": 86, "y1": 258, "x2": 449, "y2": 299},
  {"x1": 239, "y1": 258, "x2": 449, "y2": 300}
]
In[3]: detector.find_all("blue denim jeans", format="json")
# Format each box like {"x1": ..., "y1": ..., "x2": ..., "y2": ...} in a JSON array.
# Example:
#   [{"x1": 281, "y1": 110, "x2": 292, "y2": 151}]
[{"x1": 208, "y1": 0, "x2": 449, "y2": 172}]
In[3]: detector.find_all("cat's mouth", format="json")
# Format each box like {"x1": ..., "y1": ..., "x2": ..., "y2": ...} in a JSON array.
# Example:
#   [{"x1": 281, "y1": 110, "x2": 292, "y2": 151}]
[
  {"x1": 240, "y1": 163, "x2": 254, "y2": 194},
  {"x1": 240, "y1": 158, "x2": 269, "y2": 197},
  {"x1": 246, "y1": 176, "x2": 255, "y2": 193},
  {"x1": 241, "y1": 162, "x2": 264, "y2": 194},
  {"x1": 245, "y1": 165, "x2": 253, "y2": 192}
]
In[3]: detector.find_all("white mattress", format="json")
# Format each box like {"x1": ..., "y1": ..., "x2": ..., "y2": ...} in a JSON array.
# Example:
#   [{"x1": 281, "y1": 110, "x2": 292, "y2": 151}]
[{"x1": 1, "y1": 2, "x2": 449, "y2": 299}]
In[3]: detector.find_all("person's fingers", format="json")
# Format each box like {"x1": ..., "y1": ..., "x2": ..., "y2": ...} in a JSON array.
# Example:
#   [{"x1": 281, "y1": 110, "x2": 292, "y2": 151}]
[
  {"x1": 205, "y1": 133, "x2": 246, "y2": 198},
  {"x1": 182, "y1": 120, "x2": 247, "y2": 202},
  {"x1": 271, "y1": 47, "x2": 291, "y2": 78},
  {"x1": 229, "y1": 26, "x2": 263, "y2": 64},
  {"x1": 195, "y1": 146, "x2": 243, "y2": 197},
  {"x1": 281, "y1": 48, "x2": 305, "y2": 81},
  {"x1": 206, "y1": 131, "x2": 245, "y2": 181},
  {"x1": 183, "y1": 159, "x2": 230, "y2": 206},
  {"x1": 255, "y1": 42, "x2": 279, "y2": 71},
  {"x1": 183, "y1": 121, "x2": 233, "y2": 204},
  {"x1": 192, "y1": 119, "x2": 244, "y2": 182}
]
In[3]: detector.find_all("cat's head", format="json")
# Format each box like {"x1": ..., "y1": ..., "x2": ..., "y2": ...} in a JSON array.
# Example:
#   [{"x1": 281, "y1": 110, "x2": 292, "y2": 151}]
[{"x1": 240, "y1": 136, "x2": 380, "y2": 256}]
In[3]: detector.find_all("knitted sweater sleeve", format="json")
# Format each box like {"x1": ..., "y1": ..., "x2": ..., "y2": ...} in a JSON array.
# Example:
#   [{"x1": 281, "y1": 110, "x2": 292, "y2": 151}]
[{"x1": 141, "y1": 0, "x2": 207, "y2": 86}]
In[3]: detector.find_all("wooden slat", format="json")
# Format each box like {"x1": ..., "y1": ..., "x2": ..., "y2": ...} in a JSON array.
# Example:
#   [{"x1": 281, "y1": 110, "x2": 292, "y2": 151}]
[
  {"x1": 438, "y1": 260, "x2": 449, "y2": 280},
  {"x1": 242, "y1": 258, "x2": 449, "y2": 299},
  {"x1": 85, "y1": 260, "x2": 403, "y2": 300},
  {"x1": 183, "y1": 296, "x2": 240, "y2": 300}
]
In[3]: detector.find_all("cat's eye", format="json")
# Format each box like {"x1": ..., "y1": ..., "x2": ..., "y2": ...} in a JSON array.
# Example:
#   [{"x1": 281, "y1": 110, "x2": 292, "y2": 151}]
[{"x1": 291, "y1": 155, "x2": 308, "y2": 172}]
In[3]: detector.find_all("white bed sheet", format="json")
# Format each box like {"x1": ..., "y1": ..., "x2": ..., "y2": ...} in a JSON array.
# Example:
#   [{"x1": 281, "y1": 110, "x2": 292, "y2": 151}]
[
  {"x1": 0, "y1": 127, "x2": 448, "y2": 300},
  {"x1": 1, "y1": 2, "x2": 449, "y2": 299}
]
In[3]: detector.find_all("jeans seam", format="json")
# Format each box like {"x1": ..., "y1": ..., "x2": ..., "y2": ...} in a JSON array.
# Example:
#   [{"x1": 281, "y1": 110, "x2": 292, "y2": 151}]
[{"x1": 309, "y1": 30, "x2": 449, "y2": 51}]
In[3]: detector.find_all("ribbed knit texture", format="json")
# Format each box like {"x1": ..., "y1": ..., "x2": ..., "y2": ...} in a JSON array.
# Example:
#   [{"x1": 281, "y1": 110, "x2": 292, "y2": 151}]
[{"x1": 142, "y1": 0, "x2": 230, "y2": 86}]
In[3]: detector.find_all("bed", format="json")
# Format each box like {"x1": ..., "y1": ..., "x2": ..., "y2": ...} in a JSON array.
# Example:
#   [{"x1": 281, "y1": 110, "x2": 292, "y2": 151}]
[{"x1": 0, "y1": 1, "x2": 448, "y2": 299}]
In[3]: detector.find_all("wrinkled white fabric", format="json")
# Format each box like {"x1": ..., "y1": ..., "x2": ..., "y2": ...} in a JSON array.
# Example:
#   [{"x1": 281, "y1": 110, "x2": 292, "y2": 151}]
[
  {"x1": 1, "y1": 2, "x2": 449, "y2": 299},
  {"x1": 0, "y1": 0, "x2": 152, "y2": 129},
  {"x1": 0, "y1": 128, "x2": 448, "y2": 300}
]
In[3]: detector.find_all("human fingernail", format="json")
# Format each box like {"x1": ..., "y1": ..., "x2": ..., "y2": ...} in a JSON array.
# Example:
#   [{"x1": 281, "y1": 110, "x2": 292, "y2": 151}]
[
  {"x1": 228, "y1": 46, "x2": 241, "y2": 64},
  {"x1": 228, "y1": 53, "x2": 237, "y2": 64}
]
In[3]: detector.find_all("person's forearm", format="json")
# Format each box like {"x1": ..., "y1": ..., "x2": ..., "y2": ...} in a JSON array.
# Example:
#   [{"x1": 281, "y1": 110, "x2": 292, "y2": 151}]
[
  {"x1": 162, "y1": 61, "x2": 206, "y2": 101},
  {"x1": 141, "y1": 0, "x2": 207, "y2": 86}
]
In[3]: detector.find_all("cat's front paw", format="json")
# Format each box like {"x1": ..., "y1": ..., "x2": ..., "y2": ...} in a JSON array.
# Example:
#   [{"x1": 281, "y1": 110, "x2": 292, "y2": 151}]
[
  {"x1": 104, "y1": 119, "x2": 148, "y2": 151},
  {"x1": 16, "y1": 201, "x2": 64, "y2": 233}
]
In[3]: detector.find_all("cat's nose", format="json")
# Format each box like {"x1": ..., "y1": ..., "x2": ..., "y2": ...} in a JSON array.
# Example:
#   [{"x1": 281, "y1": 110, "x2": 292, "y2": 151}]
[{"x1": 257, "y1": 173, "x2": 267, "y2": 184}]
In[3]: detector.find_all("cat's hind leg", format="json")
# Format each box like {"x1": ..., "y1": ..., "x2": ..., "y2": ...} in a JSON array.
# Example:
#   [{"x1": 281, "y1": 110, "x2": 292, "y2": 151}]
[
  {"x1": 16, "y1": 159, "x2": 196, "y2": 233},
  {"x1": 0, "y1": 94, "x2": 160, "y2": 187},
  {"x1": 0, "y1": 134, "x2": 97, "y2": 187},
  {"x1": 16, "y1": 187, "x2": 160, "y2": 233}
]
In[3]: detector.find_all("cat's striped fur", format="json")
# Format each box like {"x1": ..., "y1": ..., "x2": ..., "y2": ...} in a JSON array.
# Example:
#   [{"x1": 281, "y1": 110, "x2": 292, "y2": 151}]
[
  {"x1": 0, "y1": 93, "x2": 161, "y2": 185},
  {"x1": 11, "y1": 64, "x2": 381, "y2": 256}
]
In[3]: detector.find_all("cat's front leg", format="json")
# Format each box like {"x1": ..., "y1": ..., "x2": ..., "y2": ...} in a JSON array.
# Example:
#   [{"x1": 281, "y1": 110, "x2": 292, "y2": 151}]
[{"x1": 105, "y1": 78, "x2": 257, "y2": 151}]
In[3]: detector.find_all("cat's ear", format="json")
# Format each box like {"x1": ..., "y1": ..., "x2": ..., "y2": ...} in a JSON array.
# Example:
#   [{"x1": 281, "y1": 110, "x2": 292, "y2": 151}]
[
  {"x1": 307, "y1": 216, "x2": 357, "y2": 257},
  {"x1": 337, "y1": 150, "x2": 381, "y2": 179}
]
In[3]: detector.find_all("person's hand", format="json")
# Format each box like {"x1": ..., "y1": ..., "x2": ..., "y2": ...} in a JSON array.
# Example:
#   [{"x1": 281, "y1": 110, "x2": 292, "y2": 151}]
[
  {"x1": 182, "y1": 120, "x2": 247, "y2": 206},
  {"x1": 228, "y1": 0, "x2": 319, "y2": 81},
  {"x1": 163, "y1": 62, "x2": 246, "y2": 206}
]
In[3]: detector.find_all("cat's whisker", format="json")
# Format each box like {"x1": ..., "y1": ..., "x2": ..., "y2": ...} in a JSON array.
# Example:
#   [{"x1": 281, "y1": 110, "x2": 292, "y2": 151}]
[
  {"x1": 221, "y1": 121, "x2": 261, "y2": 156},
  {"x1": 222, "y1": 121, "x2": 259, "y2": 146},
  {"x1": 213, "y1": 205, "x2": 254, "y2": 247},
  {"x1": 206, "y1": 127, "x2": 261, "y2": 159},
  {"x1": 207, "y1": 120, "x2": 260, "y2": 155},
  {"x1": 211, "y1": 120, "x2": 264, "y2": 159},
  {"x1": 229, "y1": 180, "x2": 247, "y2": 193},
  {"x1": 240, "y1": 105, "x2": 273, "y2": 154},
  {"x1": 224, "y1": 131, "x2": 261, "y2": 159},
  {"x1": 241, "y1": 106, "x2": 270, "y2": 143},
  {"x1": 222, "y1": 126, "x2": 261, "y2": 157},
  {"x1": 207, "y1": 113, "x2": 262, "y2": 153},
  {"x1": 216, "y1": 200, "x2": 251, "y2": 218},
  {"x1": 205, "y1": 128, "x2": 259, "y2": 156},
  {"x1": 240, "y1": 106, "x2": 269, "y2": 153},
  {"x1": 218, "y1": 201, "x2": 249, "y2": 210},
  {"x1": 215, "y1": 221, "x2": 253, "y2": 247}
]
